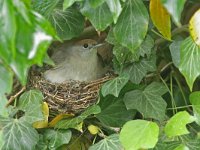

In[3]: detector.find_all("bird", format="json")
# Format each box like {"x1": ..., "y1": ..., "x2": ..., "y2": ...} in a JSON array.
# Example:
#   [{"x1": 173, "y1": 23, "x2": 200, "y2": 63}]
[{"x1": 44, "y1": 39, "x2": 107, "y2": 83}]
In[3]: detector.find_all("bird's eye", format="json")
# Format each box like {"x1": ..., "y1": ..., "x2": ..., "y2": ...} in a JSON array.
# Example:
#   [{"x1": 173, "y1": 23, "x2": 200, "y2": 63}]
[{"x1": 83, "y1": 43, "x2": 89, "y2": 48}]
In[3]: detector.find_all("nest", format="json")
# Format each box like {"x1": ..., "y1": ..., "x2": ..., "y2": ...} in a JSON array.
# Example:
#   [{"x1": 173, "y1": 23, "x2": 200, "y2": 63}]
[{"x1": 28, "y1": 69, "x2": 114, "y2": 115}]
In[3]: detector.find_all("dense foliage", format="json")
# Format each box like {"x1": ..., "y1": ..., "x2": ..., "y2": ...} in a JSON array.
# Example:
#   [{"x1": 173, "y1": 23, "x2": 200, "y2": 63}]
[{"x1": 1, "y1": 0, "x2": 200, "y2": 149}]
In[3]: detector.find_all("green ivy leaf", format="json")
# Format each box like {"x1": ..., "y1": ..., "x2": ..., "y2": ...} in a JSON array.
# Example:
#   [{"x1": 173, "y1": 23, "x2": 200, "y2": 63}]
[
  {"x1": 179, "y1": 37, "x2": 200, "y2": 91},
  {"x1": 0, "y1": 95, "x2": 9, "y2": 117},
  {"x1": 0, "y1": 65, "x2": 13, "y2": 95},
  {"x1": 120, "y1": 120, "x2": 159, "y2": 150},
  {"x1": 169, "y1": 40, "x2": 181, "y2": 67},
  {"x1": 112, "y1": 35, "x2": 154, "y2": 65},
  {"x1": 174, "y1": 144, "x2": 189, "y2": 150},
  {"x1": 164, "y1": 111, "x2": 195, "y2": 137},
  {"x1": 81, "y1": 1, "x2": 113, "y2": 31},
  {"x1": 43, "y1": 54, "x2": 55, "y2": 66},
  {"x1": 106, "y1": 0, "x2": 122, "y2": 23},
  {"x1": 0, "y1": 0, "x2": 16, "y2": 64},
  {"x1": 33, "y1": 0, "x2": 84, "y2": 40},
  {"x1": 63, "y1": 0, "x2": 83, "y2": 10},
  {"x1": 0, "y1": 116, "x2": 12, "y2": 128},
  {"x1": 190, "y1": 91, "x2": 200, "y2": 125},
  {"x1": 44, "y1": 129, "x2": 72, "y2": 149},
  {"x1": 180, "y1": 135, "x2": 200, "y2": 150},
  {"x1": 113, "y1": 0, "x2": 149, "y2": 52},
  {"x1": 89, "y1": 0, "x2": 106, "y2": 8},
  {"x1": 123, "y1": 82, "x2": 167, "y2": 121},
  {"x1": 0, "y1": 130, "x2": 3, "y2": 149},
  {"x1": 101, "y1": 74, "x2": 129, "y2": 97},
  {"x1": 17, "y1": 90, "x2": 44, "y2": 123},
  {"x1": 97, "y1": 95, "x2": 136, "y2": 127},
  {"x1": 161, "y1": 0, "x2": 186, "y2": 27},
  {"x1": 35, "y1": 135, "x2": 48, "y2": 150},
  {"x1": 55, "y1": 105, "x2": 101, "y2": 129},
  {"x1": 123, "y1": 54, "x2": 156, "y2": 84},
  {"x1": 89, "y1": 134, "x2": 123, "y2": 150},
  {"x1": 153, "y1": 141, "x2": 187, "y2": 150},
  {"x1": 136, "y1": 35, "x2": 154, "y2": 58},
  {"x1": 1, "y1": 119, "x2": 39, "y2": 150},
  {"x1": 0, "y1": 0, "x2": 55, "y2": 85}
]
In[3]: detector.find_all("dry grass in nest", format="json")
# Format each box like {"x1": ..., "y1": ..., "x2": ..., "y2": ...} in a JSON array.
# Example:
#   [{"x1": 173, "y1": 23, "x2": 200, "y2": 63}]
[{"x1": 28, "y1": 69, "x2": 114, "y2": 115}]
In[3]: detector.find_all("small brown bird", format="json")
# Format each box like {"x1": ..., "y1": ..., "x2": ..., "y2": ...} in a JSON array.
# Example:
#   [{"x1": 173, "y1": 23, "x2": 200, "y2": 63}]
[{"x1": 44, "y1": 39, "x2": 107, "y2": 83}]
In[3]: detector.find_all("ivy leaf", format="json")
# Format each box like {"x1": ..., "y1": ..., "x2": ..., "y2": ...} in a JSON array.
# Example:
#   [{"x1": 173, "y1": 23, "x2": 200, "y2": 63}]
[
  {"x1": 113, "y1": 35, "x2": 154, "y2": 65},
  {"x1": 17, "y1": 90, "x2": 44, "y2": 123},
  {"x1": 63, "y1": 0, "x2": 83, "y2": 10},
  {"x1": 33, "y1": 102, "x2": 49, "y2": 129},
  {"x1": 89, "y1": 0, "x2": 106, "y2": 8},
  {"x1": 161, "y1": 0, "x2": 186, "y2": 27},
  {"x1": 0, "y1": 95, "x2": 9, "y2": 117},
  {"x1": 123, "y1": 54, "x2": 156, "y2": 84},
  {"x1": 81, "y1": 1, "x2": 113, "y2": 31},
  {"x1": 136, "y1": 35, "x2": 154, "y2": 58},
  {"x1": 43, "y1": 54, "x2": 55, "y2": 66},
  {"x1": 179, "y1": 37, "x2": 200, "y2": 91},
  {"x1": 35, "y1": 135, "x2": 48, "y2": 150},
  {"x1": 33, "y1": 0, "x2": 84, "y2": 40},
  {"x1": 106, "y1": 0, "x2": 122, "y2": 23},
  {"x1": 190, "y1": 91, "x2": 200, "y2": 125},
  {"x1": 55, "y1": 105, "x2": 101, "y2": 129},
  {"x1": 164, "y1": 111, "x2": 195, "y2": 137},
  {"x1": 97, "y1": 95, "x2": 136, "y2": 127},
  {"x1": 189, "y1": 9, "x2": 200, "y2": 46},
  {"x1": 1, "y1": 119, "x2": 39, "y2": 150},
  {"x1": 89, "y1": 134, "x2": 123, "y2": 150},
  {"x1": 150, "y1": 0, "x2": 171, "y2": 40},
  {"x1": 169, "y1": 40, "x2": 181, "y2": 67},
  {"x1": 0, "y1": 130, "x2": 3, "y2": 149},
  {"x1": 152, "y1": 141, "x2": 176, "y2": 150},
  {"x1": 120, "y1": 120, "x2": 159, "y2": 150},
  {"x1": 0, "y1": 65, "x2": 13, "y2": 95},
  {"x1": 180, "y1": 135, "x2": 200, "y2": 150},
  {"x1": 174, "y1": 144, "x2": 188, "y2": 150},
  {"x1": 101, "y1": 74, "x2": 129, "y2": 97},
  {"x1": 113, "y1": 0, "x2": 149, "y2": 52},
  {"x1": 0, "y1": 0, "x2": 16, "y2": 64},
  {"x1": 123, "y1": 82, "x2": 167, "y2": 121},
  {"x1": 0, "y1": 0, "x2": 54, "y2": 85},
  {"x1": 44, "y1": 129, "x2": 72, "y2": 149}
]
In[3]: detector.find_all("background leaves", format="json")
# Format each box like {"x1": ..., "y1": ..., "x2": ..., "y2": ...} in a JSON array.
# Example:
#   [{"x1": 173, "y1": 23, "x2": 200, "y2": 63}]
[
  {"x1": 120, "y1": 120, "x2": 159, "y2": 150},
  {"x1": 1, "y1": 119, "x2": 39, "y2": 150},
  {"x1": 150, "y1": 0, "x2": 171, "y2": 40},
  {"x1": 123, "y1": 82, "x2": 167, "y2": 121},
  {"x1": 164, "y1": 111, "x2": 195, "y2": 137},
  {"x1": 33, "y1": 0, "x2": 84, "y2": 40},
  {"x1": 161, "y1": 0, "x2": 186, "y2": 27},
  {"x1": 179, "y1": 37, "x2": 200, "y2": 91},
  {"x1": 113, "y1": 0, "x2": 149, "y2": 52}
]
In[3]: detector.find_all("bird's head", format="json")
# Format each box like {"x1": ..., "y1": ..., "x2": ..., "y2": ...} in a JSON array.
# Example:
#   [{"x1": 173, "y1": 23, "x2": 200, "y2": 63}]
[{"x1": 71, "y1": 39, "x2": 103, "y2": 58}]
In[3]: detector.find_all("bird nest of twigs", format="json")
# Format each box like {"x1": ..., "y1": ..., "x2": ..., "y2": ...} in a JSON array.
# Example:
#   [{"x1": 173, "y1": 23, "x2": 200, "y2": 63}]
[{"x1": 27, "y1": 69, "x2": 114, "y2": 116}]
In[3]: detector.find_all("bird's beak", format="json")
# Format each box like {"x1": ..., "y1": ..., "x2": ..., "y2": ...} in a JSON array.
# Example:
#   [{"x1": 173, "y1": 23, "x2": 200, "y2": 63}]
[{"x1": 91, "y1": 43, "x2": 106, "y2": 50}]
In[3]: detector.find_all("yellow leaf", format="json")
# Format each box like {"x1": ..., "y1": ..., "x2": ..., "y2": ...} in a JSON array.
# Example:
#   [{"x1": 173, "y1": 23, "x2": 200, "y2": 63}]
[
  {"x1": 75, "y1": 122, "x2": 83, "y2": 132},
  {"x1": 88, "y1": 124, "x2": 99, "y2": 135},
  {"x1": 150, "y1": 0, "x2": 171, "y2": 40},
  {"x1": 189, "y1": 9, "x2": 200, "y2": 46},
  {"x1": 33, "y1": 102, "x2": 49, "y2": 128},
  {"x1": 48, "y1": 113, "x2": 74, "y2": 127}
]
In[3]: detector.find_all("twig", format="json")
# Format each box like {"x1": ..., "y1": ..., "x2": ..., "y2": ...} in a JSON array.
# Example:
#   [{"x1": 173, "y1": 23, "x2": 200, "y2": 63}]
[
  {"x1": 6, "y1": 86, "x2": 26, "y2": 107},
  {"x1": 145, "y1": 62, "x2": 173, "y2": 78}
]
